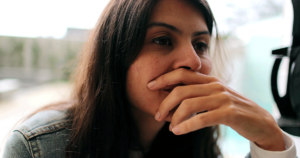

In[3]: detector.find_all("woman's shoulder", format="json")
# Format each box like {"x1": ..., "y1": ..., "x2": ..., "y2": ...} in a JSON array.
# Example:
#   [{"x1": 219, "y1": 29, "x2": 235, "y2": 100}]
[
  {"x1": 3, "y1": 109, "x2": 72, "y2": 158},
  {"x1": 16, "y1": 109, "x2": 71, "y2": 139}
]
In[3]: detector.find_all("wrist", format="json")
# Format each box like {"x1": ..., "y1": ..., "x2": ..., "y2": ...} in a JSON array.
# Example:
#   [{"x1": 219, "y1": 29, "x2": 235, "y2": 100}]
[{"x1": 255, "y1": 130, "x2": 285, "y2": 151}]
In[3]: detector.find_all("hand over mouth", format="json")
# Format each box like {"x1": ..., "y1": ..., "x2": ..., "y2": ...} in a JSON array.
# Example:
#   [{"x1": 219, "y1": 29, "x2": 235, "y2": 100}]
[{"x1": 163, "y1": 83, "x2": 185, "y2": 92}]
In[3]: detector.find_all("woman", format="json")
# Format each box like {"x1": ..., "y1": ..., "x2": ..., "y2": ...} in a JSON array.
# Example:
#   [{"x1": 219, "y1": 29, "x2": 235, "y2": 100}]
[{"x1": 3, "y1": 0, "x2": 296, "y2": 158}]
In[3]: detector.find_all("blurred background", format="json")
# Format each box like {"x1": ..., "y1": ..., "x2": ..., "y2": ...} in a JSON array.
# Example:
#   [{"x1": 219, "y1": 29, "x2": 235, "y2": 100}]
[{"x1": 0, "y1": 0, "x2": 298, "y2": 157}]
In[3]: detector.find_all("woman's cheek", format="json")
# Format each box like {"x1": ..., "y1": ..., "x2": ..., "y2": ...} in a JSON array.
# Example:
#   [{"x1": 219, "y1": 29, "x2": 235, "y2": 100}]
[
  {"x1": 126, "y1": 58, "x2": 164, "y2": 116},
  {"x1": 127, "y1": 45, "x2": 174, "y2": 116}
]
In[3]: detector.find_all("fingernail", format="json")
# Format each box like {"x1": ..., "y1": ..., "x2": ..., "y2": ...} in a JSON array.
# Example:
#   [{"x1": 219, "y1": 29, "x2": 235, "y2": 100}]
[
  {"x1": 172, "y1": 126, "x2": 180, "y2": 135},
  {"x1": 148, "y1": 81, "x2": 156, "y2": 89},
  {"x1": 169, "y1": 124, "x2": 173, "y2": 131},
  {"x1": 155, "y1": 111, "x2": 160, "y2": 120}
]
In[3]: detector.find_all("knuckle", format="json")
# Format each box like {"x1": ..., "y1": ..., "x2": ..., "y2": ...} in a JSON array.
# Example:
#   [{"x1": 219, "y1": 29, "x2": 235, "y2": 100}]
[
  {"x1": 213, "y1": 82, "x2": 226, "y2": 92},
  {"x1": 181, "y1": 99, "x2": 192, "y2": 112},
  {"x1": 227, "y1": 104, "x2": 237, "y2": 114},
  {"x1": 181, "y1": 99, "x2": 190, "y2": 106},
  {"x1": 181, "y1": 98, "x2": 192, "y2": 109},
  {"x1": 224, "y1": 105, "x2": 238, "y2": 124},
  {"x1": 209, "y1": 76, "x2": 219, "y2": 82},
  {"x1": 172, "y1": 86, "x2": 183, "y2": 96},
  {"x1": 219, "y1": 92, "x2": 232, "y2": 104}
]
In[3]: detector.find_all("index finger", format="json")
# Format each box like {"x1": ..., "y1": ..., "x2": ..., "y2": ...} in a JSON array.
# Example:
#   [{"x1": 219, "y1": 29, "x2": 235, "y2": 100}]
[{"x1": 147, "y1": 68, "x2": 216, "y2": 90}]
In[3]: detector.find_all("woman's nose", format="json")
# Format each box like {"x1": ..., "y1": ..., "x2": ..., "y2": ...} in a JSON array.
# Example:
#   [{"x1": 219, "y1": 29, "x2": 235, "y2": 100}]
[{"x1": 172, "y1": 45, "x2": 201, "y2": 71}]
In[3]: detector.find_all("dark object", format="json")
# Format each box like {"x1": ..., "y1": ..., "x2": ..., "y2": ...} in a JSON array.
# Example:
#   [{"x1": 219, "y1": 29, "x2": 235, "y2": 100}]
[{"x1": 271, "y1": 0, "x2": 300, "y2": 136}]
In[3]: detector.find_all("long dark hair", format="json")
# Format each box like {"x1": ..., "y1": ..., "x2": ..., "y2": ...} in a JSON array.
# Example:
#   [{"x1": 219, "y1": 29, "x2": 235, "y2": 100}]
[{"x1": 65, "y1": 0, "x2": 222, "y2": 157}]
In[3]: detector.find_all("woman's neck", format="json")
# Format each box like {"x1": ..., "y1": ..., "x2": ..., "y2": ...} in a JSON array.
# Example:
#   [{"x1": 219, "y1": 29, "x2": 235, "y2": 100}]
[{"x1": 131, "y1": 107, "x2": 166, "y2": 149}]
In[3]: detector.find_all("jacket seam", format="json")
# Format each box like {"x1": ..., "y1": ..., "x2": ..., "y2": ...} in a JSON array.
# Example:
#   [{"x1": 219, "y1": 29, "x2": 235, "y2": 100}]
[
  {"x1": 27, "y1": 139, "x2": 35, "y2": 158},
  {"x1": 34, "y1": 138, "x2": 41, "y2": 158},
  {"x1": 17, "y1": 121, "x2": 71, "y2": 140}
]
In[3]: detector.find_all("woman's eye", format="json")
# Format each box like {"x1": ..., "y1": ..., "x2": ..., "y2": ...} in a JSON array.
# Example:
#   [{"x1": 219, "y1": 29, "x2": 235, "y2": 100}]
[
  {"x1": 193, "y1": 42, "x2": 208, "y2": 53},
  {"x1": 153, "y1": 36, "x2": 172, "y2": 46}
]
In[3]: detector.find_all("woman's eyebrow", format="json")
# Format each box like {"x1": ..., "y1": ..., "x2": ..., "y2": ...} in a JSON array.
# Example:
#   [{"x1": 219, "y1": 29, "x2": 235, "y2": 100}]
[
  {"x1": 192, "y1": 31, "x2": 210, "y2": 37},
  {"x1": 147, "y1": 22, "x2": 210, "y2": 37},
  {"x1": 148, "y1": 22, "x2": 182, "y2": 34}
]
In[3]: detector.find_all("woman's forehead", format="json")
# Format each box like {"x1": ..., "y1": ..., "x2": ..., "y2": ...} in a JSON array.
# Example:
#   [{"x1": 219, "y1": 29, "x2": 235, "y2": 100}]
[{"x1": 149, "y1": 0, "x2": 209, "y2": 33}]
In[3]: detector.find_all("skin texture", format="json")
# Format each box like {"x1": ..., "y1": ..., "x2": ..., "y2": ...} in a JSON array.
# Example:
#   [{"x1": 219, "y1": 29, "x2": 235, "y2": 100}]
[{"x1": 126, "y1": 0, "x2": 285, "y2": 151}]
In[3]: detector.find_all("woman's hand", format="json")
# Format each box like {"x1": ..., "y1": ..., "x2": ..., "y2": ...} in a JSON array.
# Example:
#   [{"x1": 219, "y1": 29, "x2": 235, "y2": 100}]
[{"x1": 148, "y1": 68, "x2": 285, "y2": 151}]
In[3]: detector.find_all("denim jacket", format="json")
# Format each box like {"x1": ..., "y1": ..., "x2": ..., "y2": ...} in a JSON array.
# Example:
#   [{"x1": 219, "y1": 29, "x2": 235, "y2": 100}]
[
  {"x1": 3, "y1": 110, "x2": 296, "y2": 158},
  {"x1": 3, "y1": 110, "x2": 71, "y2": 158},
  {"x1": 4, "y1": 110, "x2": 235, "y2": 158}
]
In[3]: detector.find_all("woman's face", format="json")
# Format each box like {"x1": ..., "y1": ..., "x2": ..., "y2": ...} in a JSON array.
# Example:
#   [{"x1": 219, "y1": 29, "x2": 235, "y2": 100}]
[{"x1": 126, "y1": 0, "x2": 212, "y2": 119}]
